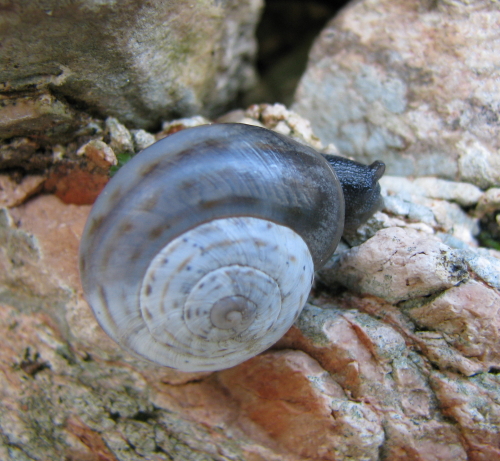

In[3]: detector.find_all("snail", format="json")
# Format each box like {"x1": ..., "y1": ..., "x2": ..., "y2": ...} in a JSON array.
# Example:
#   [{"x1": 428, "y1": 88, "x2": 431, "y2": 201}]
[{"x1": 79, "y1": 123, "x2": 385, "y2": 372}]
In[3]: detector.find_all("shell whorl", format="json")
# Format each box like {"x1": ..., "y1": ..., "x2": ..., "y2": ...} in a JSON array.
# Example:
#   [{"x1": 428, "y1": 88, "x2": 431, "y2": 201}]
[
  {"x1": 128, "y1": 217, "x2": 312, "y2": 370},
  {"x1": 79, "y1": 123, "x2": 344, "y2": 371}
]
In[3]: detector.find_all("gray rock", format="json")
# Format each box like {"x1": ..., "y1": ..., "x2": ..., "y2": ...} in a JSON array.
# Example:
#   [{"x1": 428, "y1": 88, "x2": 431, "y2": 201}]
[
  {"x1": 131, "y1": 129, "x2": 156, "y2": 152},
  {"x1": 382, "y1": 195, "x2": 412, "y2": 217},
  {"x1": 0, "y1": 0, "x2": 262, "y2": 138},
  {"x1": 382, "y1": 195, "x2": 437, "y2": 226},
  {"x1": 105, "y1": 117, "x2": 134, "y2": 156},
  {"x1": 381, "y1": 176, "x2": 480, "y2": 246},
  {"x1": 341, "y1": 211, "x2": 397, "y2": 248},
  {"x1": 380, "y1": 176, "x2": 418, "y2": 202},
  {"x1": 0, "y1": 138, "x2": 42, "y2": 170},
  {"x1": 0, "y1": 92, "x2": 83, "y2": 142},
  {"x1": 436, "y1": 232, "x2": 473, "y2": 251},
  {"x1": 428, "y1": 199, "x2": 479, "y2": 246},
  {"x1": 381, "y1": 176, "x2": 483, "y2": 207},
  {"x1": 412, "y1": 177, "x2": 483, "y2": 207},
  {"x1": 457, "y1": 248, "x2": 500, "y2": 290},
  {"x1": 293, "y1": 0, "x2": 500, "y2": 188},
  {"x1": 457, "y1": 134, "x2": 500, "y2": 189}
]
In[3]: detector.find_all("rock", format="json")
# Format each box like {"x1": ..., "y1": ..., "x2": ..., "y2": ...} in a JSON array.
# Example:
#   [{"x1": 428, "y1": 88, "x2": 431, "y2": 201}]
[
  {"x1": 428, "y1": 199, "x2": 479, "y2": 246},
  {"x1": 457, "y1": 248, "x2": 500, "y2": 290},
  {"x1": 278, "y1": 304, "x2": 468, "y2": 461},
  {"x1": 383, "y1": 194, "x2": 437, "y2": 226},
  {"x1": 476, "y1": 188, "x2": 500, "y2": 217},
  {"x1": 216, "y1": 103, "x2": 330, "y2": 152},
  {"x1": 105, "y1": 117, "x2": 134, "y2": 156},
  {"x1": 0, "y1": 196, "x2": 84, "y2": 345},
  {"x1": 0, "y1": 91, "x2": 81, "y2": 141},
  {"x1": 131, "y1": 129, "x2": 156, "y2": 152},
  {"x1": 431, "y1": 372, "x2": 500, "y2": 460},
  {"x1": 413, "y1": 177, "x2": 483, "y2": 207},
  {"x1": 458, "y1": 134, "x2": 500, "y2": 190},
  {"x1": 321, "y1": 226, "x2": 469, "y2": 303},
  {"x1": 0, "y1": 174, "x2": 46, "y2": 208},
  {"x1": 0, "y1": 138, "x2": 45, "y2": 170},
  {"x1": 245, "y1": 103, "x2": 324, "y2": 149},
  {"x1": 381, "y1": 175, "x2": 481, "y2": 246},
  {"x1": 43, "y1": 165, "x2": 109, "y2": 205},
  {"x1": 0, "y1": 299, "x2": 259, "y2": 461},
  {"x1": 1, "y1": 105, "x2": 499, "y2": 459},
  {"x1": 339, "y1": 213, "x2": 387, "y2": 248},
  {"x1": 218, "y1": 349, "x2": 384, "y2": 460},
  {"x1": 41, "y1": 139, "x2": 118, "y2": 205},
  {"x1": 0, "y1": 0, "x2": 263, "y2": 139},
  {"x1": 381, "y1": 176, "x2": 483, "y2": 208},
  {"x1": 76, "y1": 140, "x2": 117, "y2": 170},
  {"x1": 293, "y1": 0, "x2": 500, "y2": 188},
  {"x1": 403, "y1": 280, "x2": 500, "y2": 375},
  {"x1": 0, "y1": 190, "x2": 498, "y2": 459},
  {"x1": 157, "y1": 115, "x2": 212, "y2": 139}
]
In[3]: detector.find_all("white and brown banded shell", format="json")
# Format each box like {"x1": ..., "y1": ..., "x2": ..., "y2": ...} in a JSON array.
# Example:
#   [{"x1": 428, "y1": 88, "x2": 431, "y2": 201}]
[
  {"x1": 79, "y1": 123, "x2": 346, "y2": 372},
  {"x1": 93, "y1": 217, "x2": 314, "y2": 371}
]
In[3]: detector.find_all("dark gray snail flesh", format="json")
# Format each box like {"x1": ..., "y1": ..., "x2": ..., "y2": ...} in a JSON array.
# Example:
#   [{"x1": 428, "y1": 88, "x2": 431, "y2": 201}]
[
  {"x1": 79, "y1": 123, "x2": 385, "y2": 372},
  {"x1": 323, "y1": 155, "x2": 385, "y2": 233}
]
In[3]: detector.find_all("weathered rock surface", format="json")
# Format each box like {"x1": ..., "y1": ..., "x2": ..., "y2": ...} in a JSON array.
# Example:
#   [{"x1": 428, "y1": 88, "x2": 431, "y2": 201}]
[
  {"x1": 322, "y1": 226, "x2": 469, "y2": 303},
  {"x1": 0, "y1": 174, "x2": 46, "y2": 208},
  {"x1": 1, "y1": 192, "x2": 499, "y2": 459},
  {"x1": 293, "y1": 0, "x2": 500, "y2": 188},
  {"x1": 403, "y1": 280, "x2": 500, "y2": 376},
  {"x1": 381, "y1": 175, "x2": 482, "y2": 245},
  {"x1": 1, "y1": 108, "x2": 500, "y2": 459},
  {"x1": 381, "y1": 176, "x2": 483, "y2": 208},
  {"x1": 0, "y1": 0, "x2": 262, "y2": 141}
]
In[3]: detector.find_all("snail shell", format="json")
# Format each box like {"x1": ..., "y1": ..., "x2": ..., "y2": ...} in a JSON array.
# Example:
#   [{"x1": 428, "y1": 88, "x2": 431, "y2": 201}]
[{"x1": 79, "y1": 123, "x2": 346, "y2": 372}]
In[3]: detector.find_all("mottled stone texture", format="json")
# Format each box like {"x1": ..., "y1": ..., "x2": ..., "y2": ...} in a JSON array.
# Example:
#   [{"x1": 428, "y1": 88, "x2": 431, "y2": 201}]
[
  {"x1": 293, "y1": 0, "x2": 500, "y2": 188},
  {"x1": 1, "y1": 107, "x2": 500, "y2": 460},
  {"x1": 1, "y1": 193, "x2": 500, "y2": 460},
  {"x1": 326, "y1": 227, "x2": 470, "y2": 303},
  {"x1": 0, "y1": 0, "x2": 262, "y2": 140}
]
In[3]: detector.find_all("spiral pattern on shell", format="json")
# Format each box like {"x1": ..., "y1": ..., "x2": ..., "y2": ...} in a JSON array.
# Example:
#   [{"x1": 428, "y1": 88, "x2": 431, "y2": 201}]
[{"x1": 79, "y1": 123, "x2": 344, "y2": 371}]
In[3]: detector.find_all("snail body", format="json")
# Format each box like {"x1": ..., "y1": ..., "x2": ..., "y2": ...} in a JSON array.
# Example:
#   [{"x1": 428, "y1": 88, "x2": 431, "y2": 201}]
[{"x1": 79, "y1": 123, "x2": 384, "y2": 372}]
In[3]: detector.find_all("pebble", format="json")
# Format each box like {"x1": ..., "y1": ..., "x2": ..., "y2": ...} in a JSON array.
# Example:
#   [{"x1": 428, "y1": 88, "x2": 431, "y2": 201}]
[
  {"x1": 76, "y1": 140, "x2": 117, "y2": 169},
  {"x1": 131, "y1": 129, "x2": 156, "y2": 152},
  {"x1": 105, "y1": 117, "x2": 134, "y2": 155}
]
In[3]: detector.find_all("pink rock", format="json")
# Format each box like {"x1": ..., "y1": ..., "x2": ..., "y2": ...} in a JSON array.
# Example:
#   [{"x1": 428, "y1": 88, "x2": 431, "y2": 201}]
[
  {"x1": 406, "y1": 280, "x2": 500, "y2": 375},
  {"x1": 324, "y1": 226, "x2": 468, "y2": 303},
  {"x1": 277, "y1": 304, "x2": 468, "y2": 461},
  {"x1": 0, "y1": 174, "x2": 46, "y2": 208},
  {"x1": 218, "y1": 350, "x2": 384, "y2": 460},
  {"x1": 0, "y1": 194, "x2": 497, "y2": 460}
]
